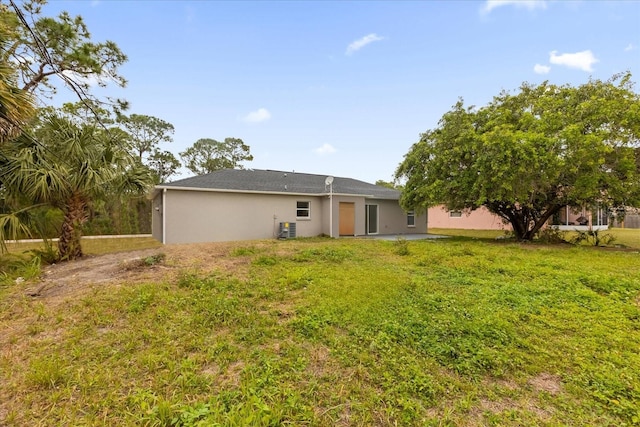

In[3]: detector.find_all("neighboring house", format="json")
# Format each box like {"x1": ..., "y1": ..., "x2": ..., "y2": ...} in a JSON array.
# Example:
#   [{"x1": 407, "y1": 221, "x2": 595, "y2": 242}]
[
  {"x1": 428, "y1": 205, "x2": 610, "y2": 231},
  {"x1": 151, "y1": 169, "x2": 426, "y2": 244},
  {"x1": 428, "y1": 206, "x2": 511, "y2": 231}
]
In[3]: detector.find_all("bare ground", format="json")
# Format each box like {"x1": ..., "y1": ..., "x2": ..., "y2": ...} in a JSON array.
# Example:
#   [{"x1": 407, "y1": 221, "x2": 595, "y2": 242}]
[{"x1": 20, "y1": 241, "x2": 265, "y2": 305}]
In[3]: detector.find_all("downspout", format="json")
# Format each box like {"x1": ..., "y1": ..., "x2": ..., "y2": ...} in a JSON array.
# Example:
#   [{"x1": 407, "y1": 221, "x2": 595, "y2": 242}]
[
  {"x1": 329, "y1": 187, "x2": 333, "y2": 238},
  {"x1": 162, "y1": 189, "x2": 167, "y2": 244}
]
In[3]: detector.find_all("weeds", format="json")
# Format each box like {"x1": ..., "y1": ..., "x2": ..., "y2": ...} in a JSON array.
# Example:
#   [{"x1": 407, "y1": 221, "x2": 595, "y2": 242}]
[
  {"x1": 2, "y1": 238, "x2": 639, "y2": 426},
  {"x1": 394, "y1": 237, "x2": 410, "y2": 256},
  {"x1": 28, "y1": 239, "x2": 59, "y2": 264},
  {"x1": 570, "y1": 228, "x2": 616, "y2": 246},
  {"x1": 144, "y1": 253, "x2": 166, "y2": 266},
  {"x1": 536, "y1": 227, "x2": 567, "y2": 244}
]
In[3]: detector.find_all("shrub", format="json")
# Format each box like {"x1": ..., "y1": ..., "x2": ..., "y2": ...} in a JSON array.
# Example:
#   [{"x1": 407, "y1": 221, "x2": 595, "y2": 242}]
[
  {"x1": 536, "y1": 227, "x2": 567, "y2": 244},
  {"x1": 394, "y1": 237, "x2": 410, "y2": 256}
]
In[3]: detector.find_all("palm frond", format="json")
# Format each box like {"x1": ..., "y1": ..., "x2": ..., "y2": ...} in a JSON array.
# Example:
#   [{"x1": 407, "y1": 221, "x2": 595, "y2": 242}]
[{"x1": 0, "y1": 204, "x2": 43, "y2": 253}]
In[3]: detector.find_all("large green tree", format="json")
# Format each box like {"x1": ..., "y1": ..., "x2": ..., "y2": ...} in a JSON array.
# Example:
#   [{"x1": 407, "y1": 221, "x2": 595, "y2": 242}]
[
  {"x1": 147, "y1": 149, "x2": 181, "y2": 183},
  {"x1": 181, "y1": 137, "x2": 253, "y2": 175},
  {"x1": 396, "y1": 73, "x2": 640, "y2": 240},
  {"x1": 117, "y1": 114, "x2": 175, "y2": 162},
  {"x1": 117, "y1": 113, "x2": 178, "y2": 184},
  {"x1": 0, "y1": 113, "x2": 152, "y2": 259},
  {"x1": 2, "y1": 0, "x2": 127, "y2": 103}
]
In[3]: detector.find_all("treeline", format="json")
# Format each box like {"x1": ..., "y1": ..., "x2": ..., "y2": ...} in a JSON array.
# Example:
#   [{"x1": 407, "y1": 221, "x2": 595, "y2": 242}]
[{"x1": 0, "y1": 0, "x2": 252, "y2": 259}]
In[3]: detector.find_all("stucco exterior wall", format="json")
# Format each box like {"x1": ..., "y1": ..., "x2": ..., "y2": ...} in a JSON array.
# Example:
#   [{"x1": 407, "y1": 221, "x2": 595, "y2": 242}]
[
  {"x1": 151, "y1": 191, "x2": 163, "y2": 242},
  {"x1": 369, "y1": 199, "x2": 428, "y2": 235},
  {"x1": 160, "y1": 189, "x2": 325, "y2": 244},
  {"x1": 427, "y1": 205, "x2": 510, "y2": 230},
  {"x1": 328, "y1": 195, "x2": 365, "y2": 236},
  {"x1": 153, "y1": 188, "x2": 427, "y2": 244}
]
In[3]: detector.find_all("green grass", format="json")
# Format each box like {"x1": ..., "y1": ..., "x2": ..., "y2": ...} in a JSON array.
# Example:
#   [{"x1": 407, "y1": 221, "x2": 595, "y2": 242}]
[
  {"x1": 429, "y1": 227, "x2": 509, "y2": 240},
  {"x1": 3, "y1": 235, "x2": 162, "y2": 256},
  {"x1": 1, "y1": 237, "x2": 640, "y2": 426},
  {"x1": 430, "y1": 227, "x2": 640, "y2": 249}
]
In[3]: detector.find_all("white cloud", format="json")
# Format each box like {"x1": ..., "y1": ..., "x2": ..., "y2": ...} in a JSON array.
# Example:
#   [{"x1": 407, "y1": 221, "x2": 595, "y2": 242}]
[
  {"x1": 60, "y1": 70, "x2": 104, "y2": 87},
  {"x1": 624, "y1": 43, "x2": 635, "y2": 52},
  {"x1": 533, "y1": 63, "x2": 551, "y2": 74},
  {"x1": 549, "y1": 50, "x2": 598, "y2": 72},
  {"x1": 346, "y1": 33, "x2": 384, "y2": 56},
  {"x1": 314, "y1": 143, "x2": 336, "y2": 155},
  {"x1": 482, "y1": 0, "x2": 547, "y2": 14},
  {"x1": 243, "y1": 108, "x2": 271, "y2": 124}
]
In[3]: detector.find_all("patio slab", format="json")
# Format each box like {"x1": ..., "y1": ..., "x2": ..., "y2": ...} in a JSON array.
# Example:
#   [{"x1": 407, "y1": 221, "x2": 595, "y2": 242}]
[{"x1": 362, "y1": 234, "x2": 449, "y2": 240}]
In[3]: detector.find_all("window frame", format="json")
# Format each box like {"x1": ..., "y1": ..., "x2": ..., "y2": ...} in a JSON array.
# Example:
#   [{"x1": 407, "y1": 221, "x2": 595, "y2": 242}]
[
  {"x1": 407, "y1": 210, "x2": 416, "y2": 227},
  {"x1": 296, "y1": 200, "x2": 311, "y2": 220}
]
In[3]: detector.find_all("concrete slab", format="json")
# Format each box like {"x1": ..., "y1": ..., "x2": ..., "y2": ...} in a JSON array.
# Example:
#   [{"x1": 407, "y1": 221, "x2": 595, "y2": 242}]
[{"x1": 361, "y1": 234, "x2": 449, "y2": 241}]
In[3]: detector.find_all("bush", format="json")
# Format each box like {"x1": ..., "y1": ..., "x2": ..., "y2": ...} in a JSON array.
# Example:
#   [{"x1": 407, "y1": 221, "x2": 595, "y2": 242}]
[
  {"x1": 394, "y1": 237, "x2": 410, "y2": 256},
  {"x1": 536, "y1": 227, "x2": 567, "y2": 244},
  {"x1": 570, "y1": 228, "x2": 616, "y2": 246}
]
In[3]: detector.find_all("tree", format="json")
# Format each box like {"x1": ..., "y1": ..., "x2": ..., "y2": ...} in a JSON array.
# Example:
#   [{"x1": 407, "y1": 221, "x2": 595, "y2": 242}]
[
  {"x1": 117, "y1": 114, "x2": 175, "y2": 162},
  {"x1": 2, "y1": 0, "x2": 127, "y2": 109},
  {"x1": 180, "y1": 137, "x2": 253, "y2": 175},
  {"x1": 375, "y1": 179, "x2": 403, "y2": 190},
  {"x1": 0, "y1": 113, "x2": 152, "y2": 259},
  {"x1": 147, "y1": 149, "x2": 181, "y2": 183},
  {"x1": 396, "y1": 73, "x2": 640, "y2": 241},
  {"x1": 0, "y1": 8, "x2": 35, "y2": 143}
]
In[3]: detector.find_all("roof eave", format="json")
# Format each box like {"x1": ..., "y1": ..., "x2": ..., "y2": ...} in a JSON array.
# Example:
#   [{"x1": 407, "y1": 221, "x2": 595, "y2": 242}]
[{"x1": 152, "y1": 185, "x2": 398, "y2": 199}]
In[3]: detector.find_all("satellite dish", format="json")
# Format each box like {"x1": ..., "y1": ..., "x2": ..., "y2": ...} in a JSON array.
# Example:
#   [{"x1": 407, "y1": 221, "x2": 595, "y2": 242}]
[{"x1": 325, "y1": 176, "x2": 334, "y2": 186}]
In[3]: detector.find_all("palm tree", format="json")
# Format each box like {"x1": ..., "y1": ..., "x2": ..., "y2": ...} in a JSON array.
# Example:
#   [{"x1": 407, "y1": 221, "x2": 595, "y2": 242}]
[{"x1": 0, "y1": 113, "x2": 152, "y2": 260}]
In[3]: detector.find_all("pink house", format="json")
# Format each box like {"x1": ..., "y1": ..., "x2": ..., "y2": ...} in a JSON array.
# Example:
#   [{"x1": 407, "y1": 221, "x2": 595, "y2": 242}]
[
  {"x1": 427, "y1": 205, "x2": 609, "y2": 231},
  {"x1": 427, "y1": 206, "x2": 510, "y2": 230}
]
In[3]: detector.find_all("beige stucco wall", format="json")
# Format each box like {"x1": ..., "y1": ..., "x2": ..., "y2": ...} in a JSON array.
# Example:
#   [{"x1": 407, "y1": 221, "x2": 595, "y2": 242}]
[
  {"x1": 160, "y1": 189, "x2": 325, "y2": 244},
  {"x1": 371, "y1": 199, "x2": 428, "y2": 235},
  {"x1": 151, "y1": 191, "x2": 163, "y2": 242},
  {"x1": 428, "y1": 205, "x2": 510, "y2": 230},
  {"x1": 152, "y1": 188, "x2": 426, "y2": 244},
  {"x1": 331, "y1": 195, "x2": 365, "y2": 236}
]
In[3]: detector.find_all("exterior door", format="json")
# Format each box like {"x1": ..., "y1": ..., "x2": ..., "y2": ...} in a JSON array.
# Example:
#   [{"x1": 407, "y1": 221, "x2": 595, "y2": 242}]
[
  {"x1": 365, "y1": 204, "x2": 378, "y2": 234},
  {"x1": 339, "y1": 202, "x2": 355, "y2": 236}
]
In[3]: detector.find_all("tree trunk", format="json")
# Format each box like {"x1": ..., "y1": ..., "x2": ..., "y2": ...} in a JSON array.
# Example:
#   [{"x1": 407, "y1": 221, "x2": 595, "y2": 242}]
[
  {"x1": 58, "y1": 192, "x2": 88, "y2": 261},
  {"x1": 487, "y1": 202, "x2": 564, "y2": 241}
]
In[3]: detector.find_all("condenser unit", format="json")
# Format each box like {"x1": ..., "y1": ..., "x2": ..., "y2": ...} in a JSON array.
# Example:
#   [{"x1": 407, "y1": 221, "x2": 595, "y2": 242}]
[{"x1": 278, "y1": 222, "x2": 297, "y2": 239}]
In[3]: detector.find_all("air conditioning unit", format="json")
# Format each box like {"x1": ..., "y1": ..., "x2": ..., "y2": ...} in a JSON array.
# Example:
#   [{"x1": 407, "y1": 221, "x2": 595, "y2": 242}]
[{"x1": 278, "y1": 222, "x2": 297, "y2": 239}]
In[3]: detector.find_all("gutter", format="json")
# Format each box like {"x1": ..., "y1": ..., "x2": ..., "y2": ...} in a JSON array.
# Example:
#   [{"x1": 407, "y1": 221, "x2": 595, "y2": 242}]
[{"x1": 153, "y1": 185, "x2": 393, "y2": 199}]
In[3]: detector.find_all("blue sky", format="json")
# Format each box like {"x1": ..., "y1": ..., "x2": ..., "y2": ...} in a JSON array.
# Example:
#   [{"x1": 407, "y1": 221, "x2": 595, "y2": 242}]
[{"x1": 44, "y1": 0, "x2": 639, "y2": 184}]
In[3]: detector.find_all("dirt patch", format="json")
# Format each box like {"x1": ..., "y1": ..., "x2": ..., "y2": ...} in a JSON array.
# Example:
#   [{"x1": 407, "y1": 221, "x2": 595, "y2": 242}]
[
  {"x1": 19, "y1": 241, "x2": 275, "y2": 305},
  {"x1": 528, "y1": 373, "x2": 562, "y2": 395},
  {"x1": 476, "y1": 396, "x2": 553, "y2": 421}
]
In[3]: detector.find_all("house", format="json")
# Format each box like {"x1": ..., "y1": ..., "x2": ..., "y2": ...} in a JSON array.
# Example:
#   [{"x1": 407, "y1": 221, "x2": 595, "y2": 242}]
[
  {"x1": 151, "y1": 169, "x2": 426, "y2": 244},
  {"x1": 427, "y1": 205, "x2": 610, "y2": 231},
  {"x1": 427, "y1": 206, "x2": 511, "y2": 231}
]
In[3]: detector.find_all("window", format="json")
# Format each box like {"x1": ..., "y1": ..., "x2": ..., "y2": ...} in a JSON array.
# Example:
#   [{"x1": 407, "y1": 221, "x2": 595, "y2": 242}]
[
  {"x1": 407, "y1": 210, "x2": 415, "y2": 227},
  {"x1": 449, "y1": 210, "x2": 462, "y2": 218},
  {"x1": 296, "y1": 201, "x2": 310, "y2": 219}
]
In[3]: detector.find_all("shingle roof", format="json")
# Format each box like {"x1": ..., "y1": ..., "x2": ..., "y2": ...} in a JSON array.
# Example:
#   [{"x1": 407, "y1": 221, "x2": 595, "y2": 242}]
[{"x1": 158, "y1": 169, "x2": 400, "y2": 200}]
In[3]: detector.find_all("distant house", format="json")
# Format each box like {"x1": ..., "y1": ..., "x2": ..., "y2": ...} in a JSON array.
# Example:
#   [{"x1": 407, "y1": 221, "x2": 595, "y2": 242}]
[
  {"x1": 428, "y1": 206, "x2": 511, "y2": 231},
  {"x1": 428, "y1": 205, "x2": 610, "y2": 231},
  {"x1": 151, "y1": 169, "x2": 426, "y2": 244}
]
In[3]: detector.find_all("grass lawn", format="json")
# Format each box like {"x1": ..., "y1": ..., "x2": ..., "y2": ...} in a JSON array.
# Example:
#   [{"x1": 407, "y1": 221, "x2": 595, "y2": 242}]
[
  {"x1": 1, "y1": 237, "x2": 639, "y2": 426},
  {"x1": 3, "y1": 235, "x2": 162, "y2": 256},
  {"x1": 430, "y1": 227, "x2": 640, "y2": 249}
]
